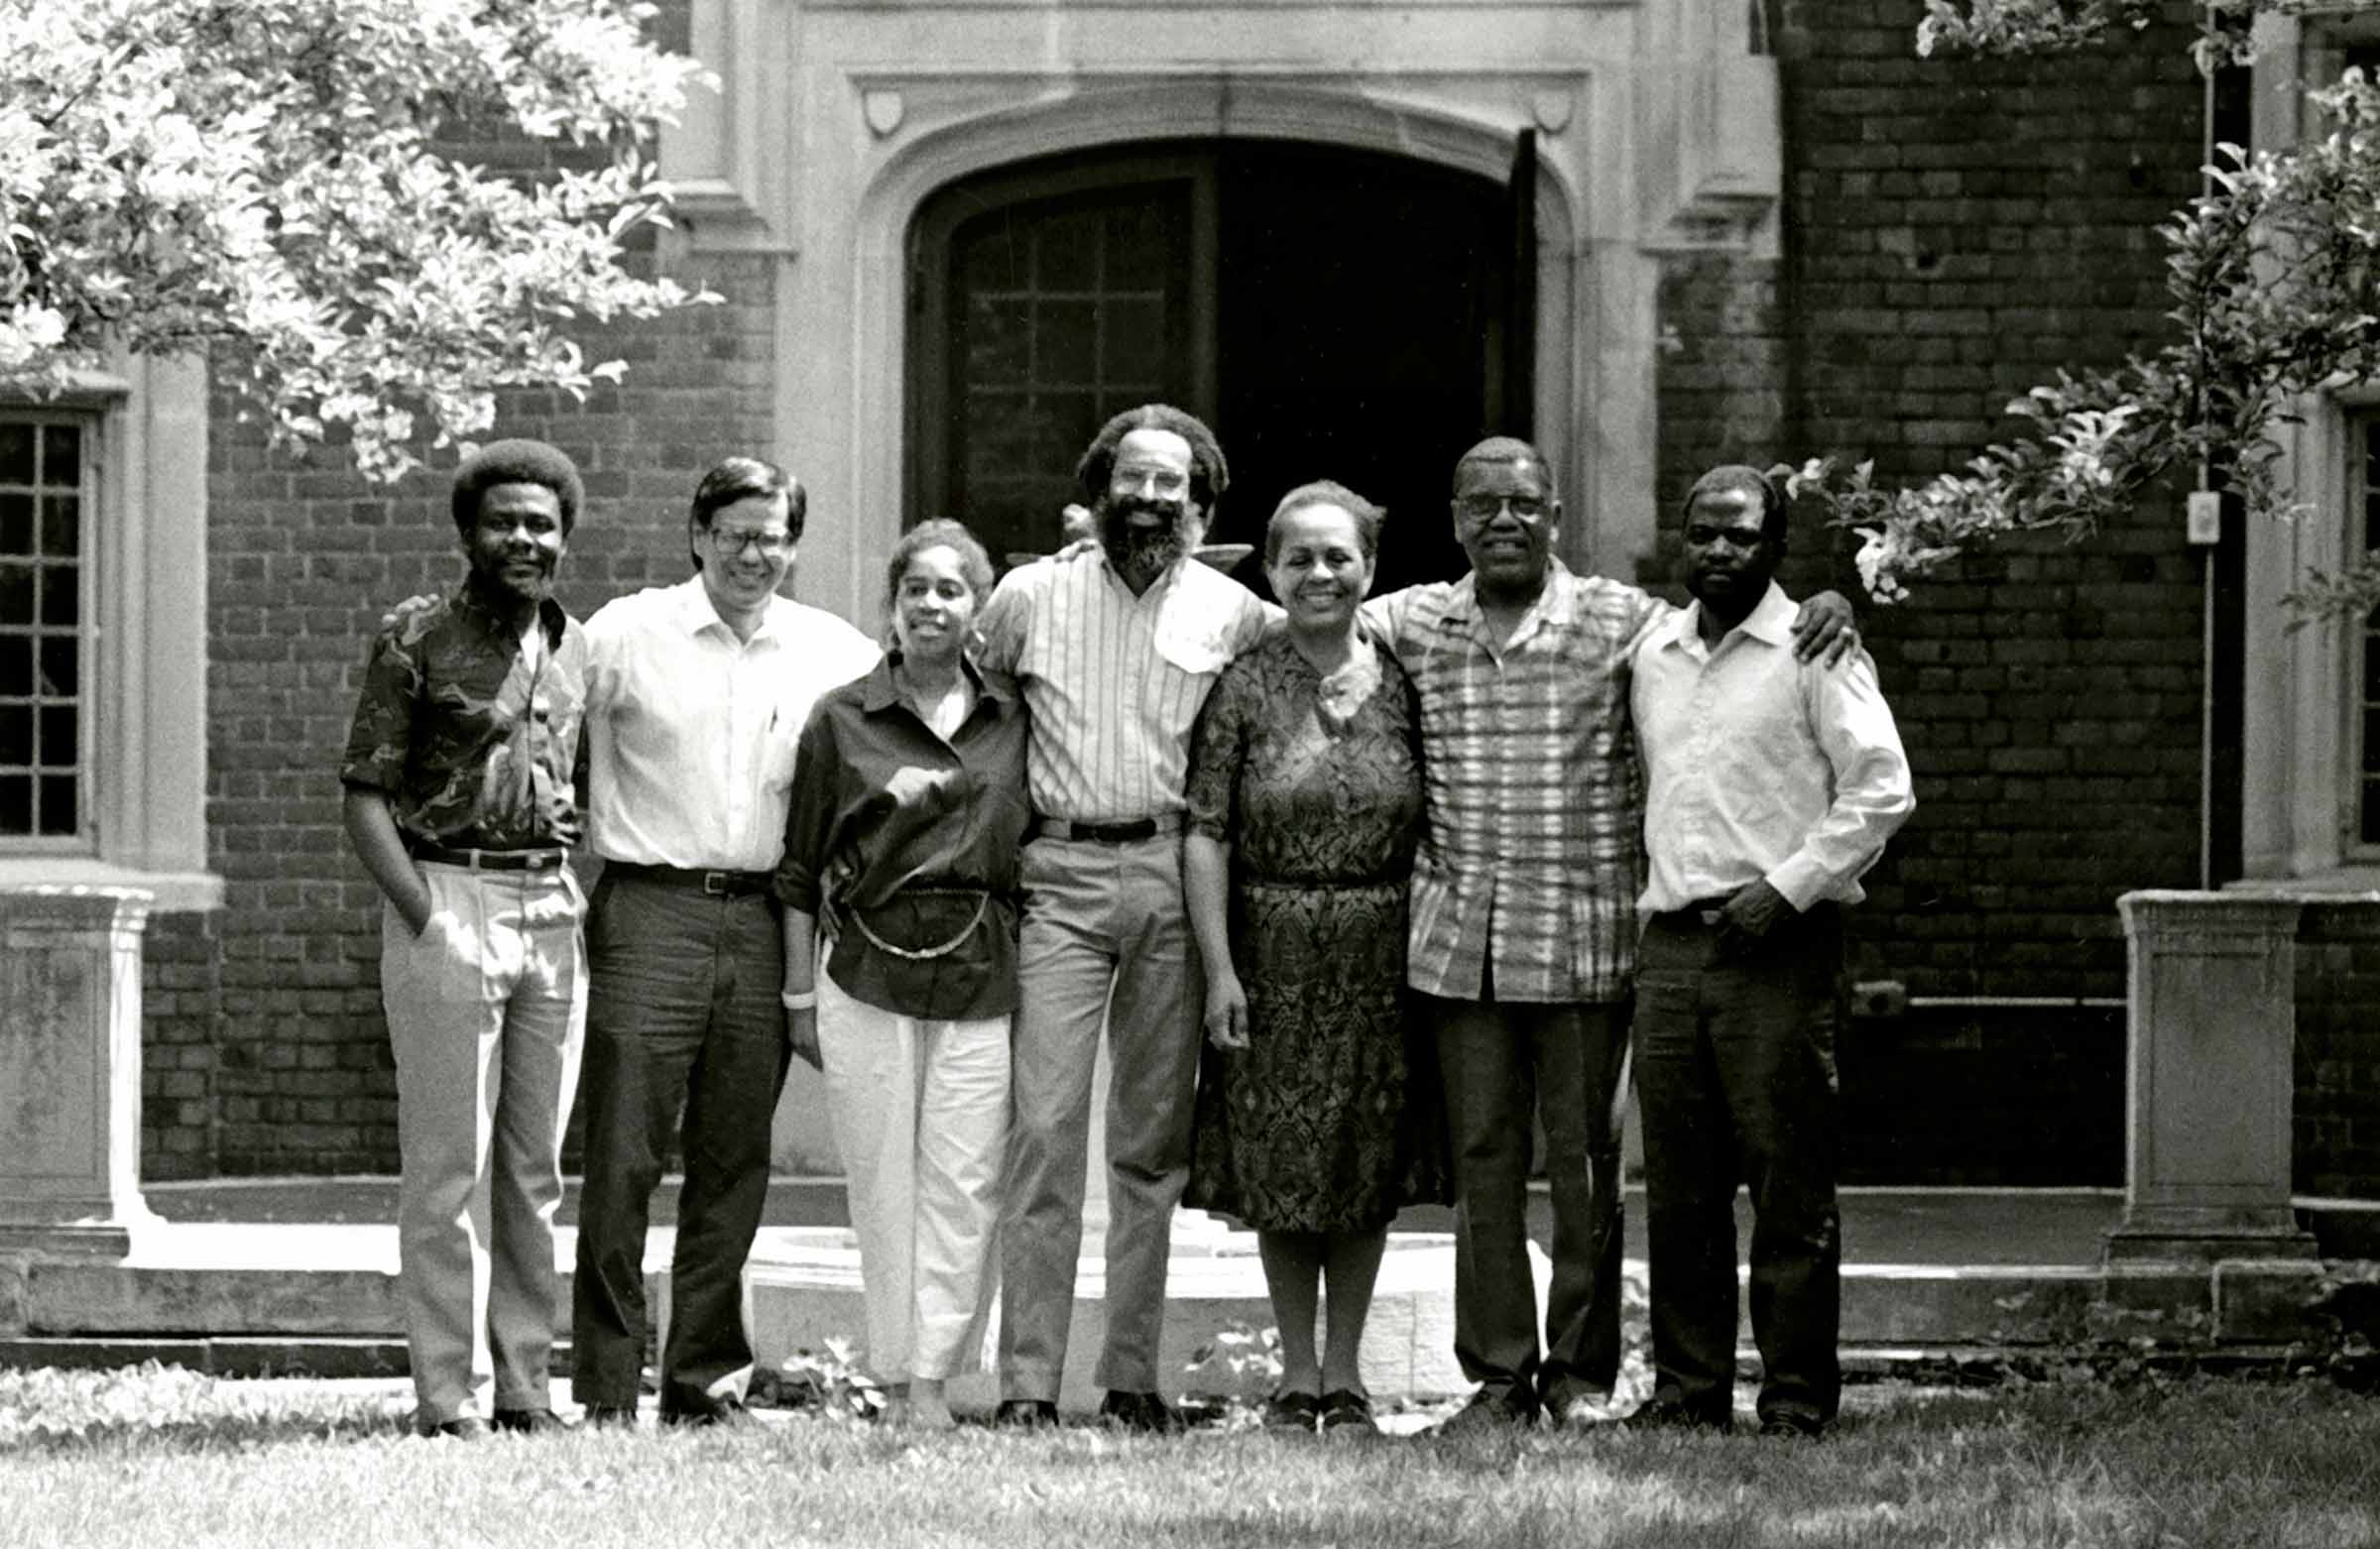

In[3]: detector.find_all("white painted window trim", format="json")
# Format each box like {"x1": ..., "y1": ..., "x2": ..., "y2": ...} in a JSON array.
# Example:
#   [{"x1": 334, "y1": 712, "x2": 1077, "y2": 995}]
[
  {"x1": 2237, "y1": 16, "x2": 2380, "y2": 890},
  {"x1": 0, "y1": 355, "x2": 220, "y2": 911}
]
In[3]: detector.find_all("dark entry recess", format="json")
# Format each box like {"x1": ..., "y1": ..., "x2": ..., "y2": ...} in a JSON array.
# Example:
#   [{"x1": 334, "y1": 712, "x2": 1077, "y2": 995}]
[{"x1": 908, "y1": 140, "x2": 1525, "y2": 596}]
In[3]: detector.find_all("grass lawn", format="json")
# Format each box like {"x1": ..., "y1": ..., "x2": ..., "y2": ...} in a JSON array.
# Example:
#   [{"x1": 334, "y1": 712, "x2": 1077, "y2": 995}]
[{"x1": 2, "y1": 1367, "x2": 2375, "y2": 1548}]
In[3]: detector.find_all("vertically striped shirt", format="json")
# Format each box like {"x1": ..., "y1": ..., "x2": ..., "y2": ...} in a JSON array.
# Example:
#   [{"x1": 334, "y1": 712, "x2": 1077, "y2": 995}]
[
  {"x1": 975, "y1": 547, "x2": 1272, "y2": 823},
  {"x1": 1370, "y1": 560, "x2": 1670, "y2": 1004}
]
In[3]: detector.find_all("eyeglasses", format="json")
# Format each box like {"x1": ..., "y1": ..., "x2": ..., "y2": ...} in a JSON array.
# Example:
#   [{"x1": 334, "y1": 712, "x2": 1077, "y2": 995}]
[
  {"x1": 1455, "y1": 494, "x2": 1548, "y2": 525},
  {"x1": 1110, "y1": 464, "x2": 1190, "y2": 499},
  {"x1": 708, "y1": 527, "x2": 792, "y2": 557}
]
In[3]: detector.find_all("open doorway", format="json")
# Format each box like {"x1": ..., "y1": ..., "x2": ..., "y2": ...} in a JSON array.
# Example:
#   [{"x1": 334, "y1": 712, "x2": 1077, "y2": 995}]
[{"x1": 908, "y1": 139, "x2": 1524, "y2": 596}]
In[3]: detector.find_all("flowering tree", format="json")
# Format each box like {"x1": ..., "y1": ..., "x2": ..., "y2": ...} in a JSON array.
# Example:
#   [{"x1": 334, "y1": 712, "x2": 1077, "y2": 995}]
[
  {"x1": 1785, "y1": 0, "x2": 2380, "y2": 621},
  {"x1": 0, "y1": 0, "x2": 712, "y2": 481}
]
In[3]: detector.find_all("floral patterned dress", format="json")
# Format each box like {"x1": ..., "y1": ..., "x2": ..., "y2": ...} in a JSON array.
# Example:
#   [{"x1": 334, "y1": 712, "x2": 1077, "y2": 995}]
[{"x1": 1183, "y1": 628, "x2": 1450, "y2": 1234}]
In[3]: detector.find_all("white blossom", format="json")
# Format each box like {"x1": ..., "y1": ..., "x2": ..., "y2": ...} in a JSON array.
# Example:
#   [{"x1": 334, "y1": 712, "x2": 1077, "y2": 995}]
[{"x1": 0, "y1": 0, "x2": 717, "y2": 480}]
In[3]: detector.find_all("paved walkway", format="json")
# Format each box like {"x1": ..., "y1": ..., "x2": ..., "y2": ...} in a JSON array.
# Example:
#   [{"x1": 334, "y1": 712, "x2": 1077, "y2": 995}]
[{"x1": 138, "y1": 1178, "x2": 2126, "y2": 1270}]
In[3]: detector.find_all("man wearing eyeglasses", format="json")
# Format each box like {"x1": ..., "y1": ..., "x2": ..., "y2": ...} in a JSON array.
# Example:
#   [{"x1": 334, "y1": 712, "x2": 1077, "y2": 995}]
[
  {"x1": 1368, "y1": 438, "x2": 1856, "y2": 1434},
  {"x1": 973, "y1": 404, "x2": 1272, "y2": 1432},
  {"x1": 570, "y1": 455, "x2": 880, "y2": 1428}
]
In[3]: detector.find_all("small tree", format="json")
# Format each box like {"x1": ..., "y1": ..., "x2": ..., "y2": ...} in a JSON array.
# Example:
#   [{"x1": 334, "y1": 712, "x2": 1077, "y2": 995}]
[
  {"x1": 0, "y1": 0, "x2": 714, "y2": 482},
  {"x1": 1784, "y1": 0, "x2": 2380, "y2": 622}
]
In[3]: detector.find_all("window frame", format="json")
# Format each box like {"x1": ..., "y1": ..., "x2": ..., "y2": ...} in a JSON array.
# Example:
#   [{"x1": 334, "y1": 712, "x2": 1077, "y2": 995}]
[
  {"x1": 0, "y1": 356, "x2": 220, "y2": 911},
  {"x1": 0, "y1": 408, "x2": 101, "y2": 854}
]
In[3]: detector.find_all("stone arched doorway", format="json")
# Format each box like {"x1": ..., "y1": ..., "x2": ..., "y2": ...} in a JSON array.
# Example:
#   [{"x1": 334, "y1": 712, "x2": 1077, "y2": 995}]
[{"x1": 906, "y1": 140, "x2": 1526, "y2": 595}]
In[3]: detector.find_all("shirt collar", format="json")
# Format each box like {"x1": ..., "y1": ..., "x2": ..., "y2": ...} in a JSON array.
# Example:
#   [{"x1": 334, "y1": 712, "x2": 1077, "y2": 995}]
[
  {"x1": 673, "y1": 573, "x2": 783, "y2": 642},
  {"x1": 1440, "y1": 556, "x2": 1578, "y2": 632},
  {"x1": 1674, "y1": 580, "x2": 1794, "y2": 653},
  {"x1": 860, "y1": 650, "x2": 1016, "y2": 717}
]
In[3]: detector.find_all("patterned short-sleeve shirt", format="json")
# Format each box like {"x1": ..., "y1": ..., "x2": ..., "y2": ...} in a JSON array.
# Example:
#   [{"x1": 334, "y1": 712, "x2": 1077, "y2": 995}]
[
  {"x1": 339, "y1": 581, "x2": 590, "y2": 851},
  {"x1": 1371, "y1": 559, "x2": 1669, "y2": 1005}
]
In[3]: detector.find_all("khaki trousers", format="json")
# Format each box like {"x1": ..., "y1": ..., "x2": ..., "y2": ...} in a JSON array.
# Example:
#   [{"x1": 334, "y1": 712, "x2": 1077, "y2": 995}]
[
  {"x1": 998, "y1": 834, "x2": 1203, "y2": 1399},
  {"x1": 817, "y1": 967, "x2": 1010, "y2": 1382},
  {"x1": 381, "y1": 862, "x2": 586, "y2": 1428}
]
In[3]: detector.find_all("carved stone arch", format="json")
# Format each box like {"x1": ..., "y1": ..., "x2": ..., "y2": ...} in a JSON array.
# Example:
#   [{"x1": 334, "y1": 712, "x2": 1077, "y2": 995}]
[{"x1": 839, "y1": 76, "x2": 1586, "y2": 582}]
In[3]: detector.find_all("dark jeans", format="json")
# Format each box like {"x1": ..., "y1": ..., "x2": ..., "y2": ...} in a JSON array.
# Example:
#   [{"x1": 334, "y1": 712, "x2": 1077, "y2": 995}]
[
  {"x1": 1634, "y1": 904, "x2": 1844, "y2": 1428},
  {"x1": 570, "y1": 875, "x2": 789, "y2": 1415},
  {"x1": 1425, "y1": 994, "x2": 1629, "y2": 1412}
]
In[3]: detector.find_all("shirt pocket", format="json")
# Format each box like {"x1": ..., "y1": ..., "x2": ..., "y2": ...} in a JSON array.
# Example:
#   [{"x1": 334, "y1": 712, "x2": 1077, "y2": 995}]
[{"x1": 1151, "y1": 595, "x2": 1237, "y2": 678}]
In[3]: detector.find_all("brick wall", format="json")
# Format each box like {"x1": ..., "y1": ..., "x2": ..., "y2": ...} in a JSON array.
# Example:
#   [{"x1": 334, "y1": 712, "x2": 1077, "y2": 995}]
[{"x1": 1641, "y1": 2, "x2": 2213, "y2": 1181}]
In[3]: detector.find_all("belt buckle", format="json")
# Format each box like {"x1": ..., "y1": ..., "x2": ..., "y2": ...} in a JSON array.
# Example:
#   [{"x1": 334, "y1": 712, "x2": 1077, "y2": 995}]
[{"x1": 702, "y1": 871, "x2": 731, "y2": 895}]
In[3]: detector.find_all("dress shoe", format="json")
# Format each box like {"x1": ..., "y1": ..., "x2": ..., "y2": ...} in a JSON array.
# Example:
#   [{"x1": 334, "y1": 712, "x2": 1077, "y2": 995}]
[
  {"x1": 1757, "y1": 1412, "x2": 1825, "y2": 1441},
  {"x1": 581, "y1": 1403, "x2": 639, "y2": 1430},
  {"x1": 425, "y1": 1417, "x2": 491, "y2": 1440},
  {"x1": 1317, "y1": 1389, "x2": 1376, "y2": 1435},
  {"x1": 1623, "y1": 1397, "x2": 1732, "y2": 1433},
  {"x1": 1259, "y1": 1389, "x2": 1321, "y2": 1433},
  {"x1": 994, "y1": 1398, "x2": 1060, "y2": 1430},
  {"x1": 491, "y1": 1406, "x2": 572, "y2": 1435},
  {"x1": 1097, "y1": 1389, "x2": 1186, "y2": 1435},
  {"x1": 660, "y1": 1395, "x2": 757, "y2": 1429},
  {"x1": 1433, "y1": 1387, "x2": 1535, "y2": 1436}
]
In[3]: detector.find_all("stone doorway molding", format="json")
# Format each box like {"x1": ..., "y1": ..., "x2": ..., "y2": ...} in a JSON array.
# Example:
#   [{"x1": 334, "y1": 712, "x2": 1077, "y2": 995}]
[{"x1": 659, "y1": 0, "x2": 1780, "y2": 636}]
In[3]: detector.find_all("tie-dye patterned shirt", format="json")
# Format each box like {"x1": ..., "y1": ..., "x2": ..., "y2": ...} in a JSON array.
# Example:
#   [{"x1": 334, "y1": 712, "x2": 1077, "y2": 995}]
[{"x1": 339, "y1": 581, "x2": 590, "y2": 851}]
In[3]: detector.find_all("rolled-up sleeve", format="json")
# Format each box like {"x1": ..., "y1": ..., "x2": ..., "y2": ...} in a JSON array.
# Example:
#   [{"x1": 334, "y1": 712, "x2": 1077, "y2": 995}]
[
  {"x1": 774, "y1": 703, "x2": 842, "y2": 914},
  {"x1": 1765, "y1": 650, "x2": 1914, "y2": 911}
]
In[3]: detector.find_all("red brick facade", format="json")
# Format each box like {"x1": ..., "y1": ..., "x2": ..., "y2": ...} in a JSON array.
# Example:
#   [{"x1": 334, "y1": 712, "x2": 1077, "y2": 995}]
[{"x1": 132, "y1": 1, "x2": 2377, "y2": 1192}]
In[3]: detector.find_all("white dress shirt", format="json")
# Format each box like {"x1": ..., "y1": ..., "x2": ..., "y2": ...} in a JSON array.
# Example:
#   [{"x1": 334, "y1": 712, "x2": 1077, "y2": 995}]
[
  {"x1": 583, "y1": 576, "x2": 880, "y2": 871},
  {"x1": 1630, "y1": 581, "x2": 1914, "y2": 916}
]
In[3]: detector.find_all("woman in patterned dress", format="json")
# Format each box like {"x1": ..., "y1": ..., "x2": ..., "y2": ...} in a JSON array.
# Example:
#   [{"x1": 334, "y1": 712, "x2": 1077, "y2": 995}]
[{"x1": 1182, "y1": 480, "x2": 1447, "y2": 1435}]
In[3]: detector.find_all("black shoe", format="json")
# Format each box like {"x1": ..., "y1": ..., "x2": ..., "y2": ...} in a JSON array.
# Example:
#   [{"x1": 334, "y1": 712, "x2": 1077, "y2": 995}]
[
  {"x1": 491, "y1": 1407, "x2": 572, "y2": 1435},
  {"x1": 1435, "y1": 1387, "x2": 1535, "y2": 1435},
  {"x1": 425, "y1": 1416, "x2": 491, "y2": 1440},
  {"x1": 1317, "y1": 1389, "x2": 1376, "y2": 1435},
  {"x1": 582, "y1": 1403, "x2": 638, "y2": 1430},
  {"x1": 995, "y1": 1398, "x2": 1060, "y2": 1430},
  {"x1": 660, "y1": 1395, "x2": 756, "y2": 1429},
  {"x1": 1757, "y1": 1413, "x2": 1825, "y2": 1441},
  {"x1": 1260, "y1": 1389, "x2": 1321, "y2": 1433},
  {"x1": 1098, "y1": 1389, "x2": 1186, "y2": 1434},
  {"x1": 1624, "y1": 1398, "x2": 1731, "y2": 1433}
]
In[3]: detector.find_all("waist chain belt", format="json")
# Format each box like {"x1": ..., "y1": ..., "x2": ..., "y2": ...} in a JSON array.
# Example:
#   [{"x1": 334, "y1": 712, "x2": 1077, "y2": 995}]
[{"x1": 837, "y1": 886, "x2": 994, "y2": 962}]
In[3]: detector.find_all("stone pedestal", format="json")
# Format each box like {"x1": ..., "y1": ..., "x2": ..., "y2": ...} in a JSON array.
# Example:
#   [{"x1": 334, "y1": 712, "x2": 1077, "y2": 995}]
[
  {"x1": 0, "y1": 887, "x2": 157, "y2": 1256},
  {"x1": 2104, "y1": 891, "x2": 2317, "y2": 1264}
]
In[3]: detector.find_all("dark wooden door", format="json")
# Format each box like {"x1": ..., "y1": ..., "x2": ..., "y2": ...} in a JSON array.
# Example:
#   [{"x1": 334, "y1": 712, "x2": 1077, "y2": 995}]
[{"x1": 910, "y1": 141, "x2": 1515, "y2": 589}]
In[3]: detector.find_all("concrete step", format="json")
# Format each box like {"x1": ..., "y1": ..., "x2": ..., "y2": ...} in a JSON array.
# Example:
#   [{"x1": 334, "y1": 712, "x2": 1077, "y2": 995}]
[{"x1": 1, "y1": 1190, "x2": 2358, "y2": 1397}]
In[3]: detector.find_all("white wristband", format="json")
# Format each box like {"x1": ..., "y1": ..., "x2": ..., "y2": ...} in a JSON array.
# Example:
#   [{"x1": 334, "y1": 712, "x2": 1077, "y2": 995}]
[{"x1": 780, "y1": 989, "x2": 817, "y2": 1012}]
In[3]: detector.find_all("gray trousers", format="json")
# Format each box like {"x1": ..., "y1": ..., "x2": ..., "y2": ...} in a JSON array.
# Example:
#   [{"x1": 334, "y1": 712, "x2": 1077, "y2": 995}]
[{"x1": 997, "y1": 834, "x2": 1204, "y2": 1400}]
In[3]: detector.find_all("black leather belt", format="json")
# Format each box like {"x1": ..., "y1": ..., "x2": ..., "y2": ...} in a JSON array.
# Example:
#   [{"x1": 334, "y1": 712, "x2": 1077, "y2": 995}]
[
  {"x1": 1030, "y1": 813, "x2": 1186, "y2": 844},
  {"x1": 604, "y1": 861, "x2": 774, "y2": 897},
  {"x1": 414, "y1": 843, "x2": 567, "y2": 873}
]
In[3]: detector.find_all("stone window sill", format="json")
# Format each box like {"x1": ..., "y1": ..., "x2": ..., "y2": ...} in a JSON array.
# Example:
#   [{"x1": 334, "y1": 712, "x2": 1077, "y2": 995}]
[{"x1": 0, "y1": 859, "x2": 224, "y2": 913}]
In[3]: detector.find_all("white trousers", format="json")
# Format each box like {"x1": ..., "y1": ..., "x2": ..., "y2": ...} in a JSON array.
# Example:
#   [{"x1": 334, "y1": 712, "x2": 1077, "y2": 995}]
[
  {"x1": 817, "y1": 968, "x2": 1011, "y2": 1382},
  {"x1": 382, "y1": 862, "x2": 586, "y2": 1427}
]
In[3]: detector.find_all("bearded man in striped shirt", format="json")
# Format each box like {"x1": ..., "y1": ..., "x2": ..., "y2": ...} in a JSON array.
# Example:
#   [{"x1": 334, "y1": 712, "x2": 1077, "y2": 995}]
[
  {"x1": 1373, "y1": 438, "x2": 1856, "y2": 1433},
  {"x1": 974, "y1": 405, "x2": 1272, "y2": 1432}
]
